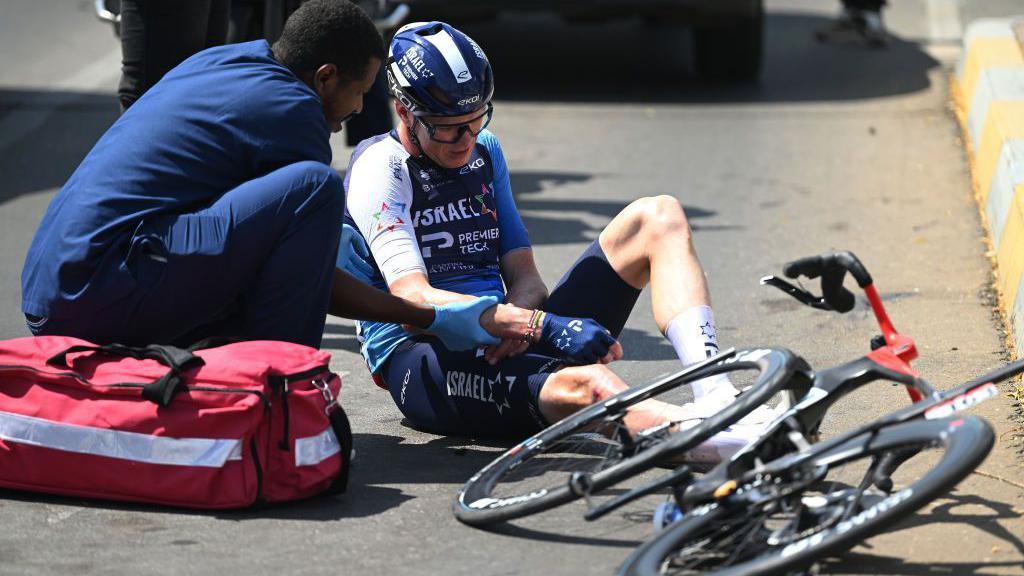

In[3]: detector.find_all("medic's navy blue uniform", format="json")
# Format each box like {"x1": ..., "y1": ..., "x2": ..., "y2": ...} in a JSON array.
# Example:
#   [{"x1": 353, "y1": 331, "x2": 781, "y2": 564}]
[
  {"x1": 345, "y1": 131, "x2": 641, "y2": 437},
  {"x1": 21, "y1": 40, "x2": 342, "y2": 348}
]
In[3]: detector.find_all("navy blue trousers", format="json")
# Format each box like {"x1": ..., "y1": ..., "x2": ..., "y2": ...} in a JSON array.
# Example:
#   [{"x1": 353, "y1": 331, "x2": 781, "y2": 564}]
[{"x1": 31, "y1": 161, "x2": 343, "y2": 349}]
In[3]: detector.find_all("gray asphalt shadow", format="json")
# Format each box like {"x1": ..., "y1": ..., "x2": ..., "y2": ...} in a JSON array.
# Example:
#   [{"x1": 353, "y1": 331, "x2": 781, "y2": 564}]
[
  {"x1": 816, "y1": 491, "x2": 1024, "y2": 574},
  {"x1": 437, "y1": 11, "x2": 939, "y2": 104},
  {"x1": 320, "y1": 322, "x2": 361, "y2": 354},
  {"x1": 617, "y1": 327, "x2": 678, "y2": 361},
  {"x1": 508, "y1": 170, "x2": 733, "y2": 245},
  {"x1": 0, "y1": 89, "x2": 120, "y2": 207}
]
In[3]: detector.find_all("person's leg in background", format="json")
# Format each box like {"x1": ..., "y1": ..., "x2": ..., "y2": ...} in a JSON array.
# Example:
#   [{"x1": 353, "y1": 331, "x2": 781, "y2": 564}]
[
  {"x1": 118, "y1": 0, "x2": 231, "y2": 111},
  {"x1": 815, "y1": 0, "x2": 888, "y2": 47}
]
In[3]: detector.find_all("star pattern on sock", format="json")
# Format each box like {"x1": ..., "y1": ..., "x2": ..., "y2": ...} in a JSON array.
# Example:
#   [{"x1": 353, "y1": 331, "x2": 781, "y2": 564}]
[{"x1": 698, "y1": 321, "x2": 715, "y2": 338}]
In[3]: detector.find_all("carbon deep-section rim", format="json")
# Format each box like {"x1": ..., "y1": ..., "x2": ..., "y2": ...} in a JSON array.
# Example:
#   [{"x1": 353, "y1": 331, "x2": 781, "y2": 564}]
[{"x1": 454, "y1": 348, "x2": 804, "y2": 527}]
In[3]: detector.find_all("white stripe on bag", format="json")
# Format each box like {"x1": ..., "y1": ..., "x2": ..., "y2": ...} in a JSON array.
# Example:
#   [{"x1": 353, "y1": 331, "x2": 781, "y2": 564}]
[
  {"x1": 423, "y1": 30, "x2": 472, "y2": 84},
  {"x1": 0, "y1": 410, "x2": 242, "y2": 468},
  {"x1": 294, "y1": 427, "x2": 340, "y2": 467}
]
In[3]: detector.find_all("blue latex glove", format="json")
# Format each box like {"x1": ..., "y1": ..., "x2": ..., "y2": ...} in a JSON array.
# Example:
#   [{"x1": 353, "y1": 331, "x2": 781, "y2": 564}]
[
  {"x1": 429, "y1": 296, "x2": 501, "y2": 351},
  {"x1": 336, "y1": 224, "x2": 375, "y2": 282},
  {"x1": 536, "y1": 313, "x2": 617, "y2": 365}
]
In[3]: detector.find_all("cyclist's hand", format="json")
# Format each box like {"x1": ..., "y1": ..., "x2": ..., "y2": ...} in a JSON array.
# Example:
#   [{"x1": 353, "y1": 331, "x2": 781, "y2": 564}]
[
  {"x1": 336, "y1": 224, "x2": 375, "y2": 283},
  {"x1": 428, "y1": 296, "x2": 501, "y2": 351},
  {"x1": 484, "y1": 338, "x2": 530, "y2": 365},
  {"x1": 599, "y1": 340, "x2": 624, "y2": 365},
  {"x1": 536, "y1": 313, "x2": 621, "y2": 365}
]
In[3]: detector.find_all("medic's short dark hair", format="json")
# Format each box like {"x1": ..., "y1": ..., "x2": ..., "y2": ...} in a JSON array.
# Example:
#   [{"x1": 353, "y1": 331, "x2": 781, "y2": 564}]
[{"x1": 272, "y1": 0, "x2": 385, "y2": 82}]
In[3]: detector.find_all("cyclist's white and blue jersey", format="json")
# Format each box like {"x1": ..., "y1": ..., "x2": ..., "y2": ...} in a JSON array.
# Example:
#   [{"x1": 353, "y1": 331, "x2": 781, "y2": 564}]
[{"x1": 345, "y1": 129, "x2": 531, "y2": 373}]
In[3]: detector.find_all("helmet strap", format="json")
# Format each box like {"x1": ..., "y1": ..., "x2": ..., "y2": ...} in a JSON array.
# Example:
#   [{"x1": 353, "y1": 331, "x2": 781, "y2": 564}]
[{"x1": 407, "y1": 117, "x2": 447, "y2": 169}]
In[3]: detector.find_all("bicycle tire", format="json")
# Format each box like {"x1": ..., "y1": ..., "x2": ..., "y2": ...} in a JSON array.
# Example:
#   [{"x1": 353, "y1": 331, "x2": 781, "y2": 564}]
[
  {"x1": 454, "y1": 348, "x2": 805, "y2": 527},
  {"x1": 619, "y1": 414, "x2": 994, "y2": 576}
]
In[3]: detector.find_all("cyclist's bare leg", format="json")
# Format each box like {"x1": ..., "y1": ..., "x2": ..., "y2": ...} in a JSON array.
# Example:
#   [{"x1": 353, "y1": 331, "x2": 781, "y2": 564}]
[
  {"x1": 538, "y1": 365, "x2": 721, "y2": 431},
  {"x1": 596, "y1": 195, "x2": 710, "y2": 332},
  {"x1": 596, "y1": 196, "x2": 741, "y2": 403},
  {"x1": 538, "y1": 365, "x2": 760, "y2": 462}
]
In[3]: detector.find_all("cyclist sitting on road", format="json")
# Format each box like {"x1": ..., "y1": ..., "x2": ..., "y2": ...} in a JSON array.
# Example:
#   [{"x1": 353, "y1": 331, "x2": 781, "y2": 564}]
[
  {"x1": 344, "y1": 22, "x2": 773, "y2": 461},
  {"x1": 20, "y1": 1, "x2": 508, "y2": 353}
]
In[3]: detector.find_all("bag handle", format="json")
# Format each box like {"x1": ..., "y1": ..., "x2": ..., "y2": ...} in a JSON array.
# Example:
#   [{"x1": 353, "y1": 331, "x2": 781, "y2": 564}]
[
  {"x1": 47, "y1": 343, "x2": 205, "y2": 407},
  {"x1": 325, "y1": 407, "x2": 353, "y2": 495}
]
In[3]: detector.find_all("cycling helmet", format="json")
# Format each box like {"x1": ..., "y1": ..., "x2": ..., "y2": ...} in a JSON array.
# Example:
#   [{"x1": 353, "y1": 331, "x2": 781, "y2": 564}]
[{"x1": 387, "y1": 21, "x2": 493, "y2": 117}]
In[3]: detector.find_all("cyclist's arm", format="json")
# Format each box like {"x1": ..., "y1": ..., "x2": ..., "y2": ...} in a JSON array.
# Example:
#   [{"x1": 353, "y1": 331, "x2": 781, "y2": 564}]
[{"x1": 499, "y1": 248, "x2": 547, "y2": 310}]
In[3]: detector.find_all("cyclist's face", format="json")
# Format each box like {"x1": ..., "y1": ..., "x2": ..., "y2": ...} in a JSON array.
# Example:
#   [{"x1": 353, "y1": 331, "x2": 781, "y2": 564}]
[
  {"x1": 314, "y1": 57, "x2": 381, "y2": 133},
  {"x1": 413, "y1": 108, "x2": 488, "y2": 169}
]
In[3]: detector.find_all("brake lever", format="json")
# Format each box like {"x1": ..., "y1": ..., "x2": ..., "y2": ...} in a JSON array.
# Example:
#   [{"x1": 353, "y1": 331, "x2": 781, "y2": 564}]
[{"x1": 760, "y1": 275, "x2": 835, "y2": 311}]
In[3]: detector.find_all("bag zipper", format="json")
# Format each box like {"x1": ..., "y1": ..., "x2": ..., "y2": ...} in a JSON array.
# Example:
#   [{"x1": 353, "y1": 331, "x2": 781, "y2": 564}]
[
  {"x1": 272, "y1": 365, "x2": 332, "y2": 452},
  {"x1": 250, "y1": 437, "x2": 263, "y2": 499},
  {"x1": 279, "y1": 378, "x2": 291, "y2": 451}
]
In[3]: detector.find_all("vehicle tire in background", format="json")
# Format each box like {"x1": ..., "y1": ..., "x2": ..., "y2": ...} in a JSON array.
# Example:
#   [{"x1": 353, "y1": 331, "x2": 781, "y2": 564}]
[{"x1": 692, "y1": 0, "x2": 763, "y2": 82}]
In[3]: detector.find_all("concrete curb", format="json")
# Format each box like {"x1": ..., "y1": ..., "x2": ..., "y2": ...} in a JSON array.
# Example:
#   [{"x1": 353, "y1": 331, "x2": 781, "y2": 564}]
[{"x1": 953, "y1": 16, "x2": 1024, "y2": 358}]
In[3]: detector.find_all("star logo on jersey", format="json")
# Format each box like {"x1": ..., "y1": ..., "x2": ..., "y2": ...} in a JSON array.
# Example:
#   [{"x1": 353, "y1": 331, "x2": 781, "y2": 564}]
[
  {"x1": 372, "y1": 201, "x2": 405, "y2": 232},
  {"x1": 475, "y1": 183, "x2": 497, "y2": 221}
]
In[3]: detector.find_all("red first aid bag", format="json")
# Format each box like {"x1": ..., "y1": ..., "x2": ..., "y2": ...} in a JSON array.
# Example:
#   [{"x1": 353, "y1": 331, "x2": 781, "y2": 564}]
[{"x1": 0, "y1": 336, "x2": 352, "y2": 509}]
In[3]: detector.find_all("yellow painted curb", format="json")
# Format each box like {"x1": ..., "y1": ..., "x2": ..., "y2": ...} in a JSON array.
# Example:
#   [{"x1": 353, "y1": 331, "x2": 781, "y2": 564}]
[
  {"x1": 997, "y1": 184, "x2": 1024, "y2": 312},
  {"x1": 958, "y1": 38, "x2": 1024, "y2": 110},
  {"x1": 975, "y1": 101, "x2": 1024, "y2": 207},
  {"x1": 955, "y1": 18, "x2": 1024, "y2": 358}
]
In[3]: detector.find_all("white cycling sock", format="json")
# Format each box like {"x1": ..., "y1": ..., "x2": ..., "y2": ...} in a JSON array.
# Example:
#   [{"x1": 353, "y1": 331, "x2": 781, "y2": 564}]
[
  {"x1": 665, "y1": 305, "x2": 737, "y2": 401},
  {"x1": 662, "y1": 415, "x2": 768, "y2": 465}
]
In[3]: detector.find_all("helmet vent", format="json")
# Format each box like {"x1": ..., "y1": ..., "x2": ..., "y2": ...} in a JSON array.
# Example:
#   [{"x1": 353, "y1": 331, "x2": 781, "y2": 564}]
[{"x1": 417, "y1": 23, "x2": 445, "y2": 36}]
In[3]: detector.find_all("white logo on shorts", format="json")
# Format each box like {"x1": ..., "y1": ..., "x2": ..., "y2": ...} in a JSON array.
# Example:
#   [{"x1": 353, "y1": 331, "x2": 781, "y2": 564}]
[{"x1": 401, "y1": 368, "x2": 411, "y2": 405}]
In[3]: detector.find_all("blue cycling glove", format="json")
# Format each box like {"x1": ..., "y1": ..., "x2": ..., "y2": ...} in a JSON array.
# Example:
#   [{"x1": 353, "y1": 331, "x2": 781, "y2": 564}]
[
  {"x1": 429, "y1": 296, "x2": 501, "y2": 351},
  {"x1": 536, "y1": 313, "x2": 617, "y2": 365},
  {"x1": 336, "y1": 224, "x2": 376, "y2": 283}
]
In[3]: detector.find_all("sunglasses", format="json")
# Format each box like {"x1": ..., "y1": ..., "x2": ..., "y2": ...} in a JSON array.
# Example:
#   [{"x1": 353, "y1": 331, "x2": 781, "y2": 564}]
[{"x1": 415, "y1": 103, "x2": 494, "y2": 144}]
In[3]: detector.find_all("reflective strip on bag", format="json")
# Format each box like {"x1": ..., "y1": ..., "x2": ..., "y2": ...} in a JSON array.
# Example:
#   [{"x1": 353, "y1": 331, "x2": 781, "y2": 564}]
[
  {"x1": 0, "y1": 410, "x2": 242, "y2": 468},
  {"x1": 294, "y1": 427, "x2": 340, "y2": 467}
]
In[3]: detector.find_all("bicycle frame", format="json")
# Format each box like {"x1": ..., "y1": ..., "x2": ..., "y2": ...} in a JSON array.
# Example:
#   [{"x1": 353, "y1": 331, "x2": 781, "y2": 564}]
[
  {"x1": 586, "y1": 251, "x2": 1024, "y2": 520},
  {"x1": 680, "y1": 258, "x2": 1023, "y2": 507}
]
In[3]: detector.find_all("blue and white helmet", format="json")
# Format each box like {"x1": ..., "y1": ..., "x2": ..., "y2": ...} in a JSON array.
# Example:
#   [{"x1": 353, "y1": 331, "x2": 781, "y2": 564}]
[{"x1": 387, "y1": 21, "x2": 494, "y2": 117}]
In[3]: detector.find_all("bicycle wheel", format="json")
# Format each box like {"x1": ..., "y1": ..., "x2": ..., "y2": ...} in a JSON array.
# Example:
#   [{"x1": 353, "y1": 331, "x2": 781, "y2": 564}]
[
  {"x1": 454, "y1": 348, "x2": 805, "y2": 527},
  {"x1": 619, "y1": 414, "x2": 994, "y2": 576}
]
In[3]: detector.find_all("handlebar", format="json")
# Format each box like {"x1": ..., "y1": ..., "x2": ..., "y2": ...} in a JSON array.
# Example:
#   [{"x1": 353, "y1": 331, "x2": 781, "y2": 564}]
[
  {"x1": 764, "y1": 249, "x2": 918, "y2": 397},
  {"x1": 760, "y1": 251, "x2": 872, "y2": 313},
  {"x1": 782, "y1": 251, "x2": 871, "y2": 313},
  {"x1": 783, "y1": 251, "x2": 873, "y2": 288}
]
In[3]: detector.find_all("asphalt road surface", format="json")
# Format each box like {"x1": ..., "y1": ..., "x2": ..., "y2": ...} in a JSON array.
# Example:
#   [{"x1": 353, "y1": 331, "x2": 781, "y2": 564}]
[{"x1": 0, "y1": 1, "x2": 1021, "y2": 575}]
